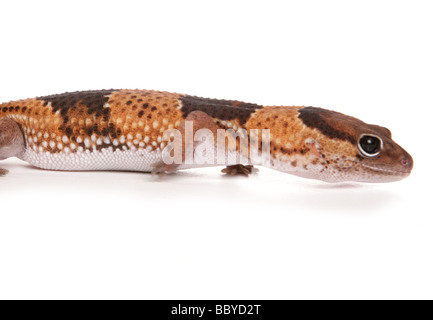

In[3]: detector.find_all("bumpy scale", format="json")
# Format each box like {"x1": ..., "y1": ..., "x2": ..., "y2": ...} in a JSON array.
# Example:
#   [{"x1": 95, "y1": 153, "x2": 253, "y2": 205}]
[{"x1": 0, "y1": 89, "x2": 413, "y2": 182}]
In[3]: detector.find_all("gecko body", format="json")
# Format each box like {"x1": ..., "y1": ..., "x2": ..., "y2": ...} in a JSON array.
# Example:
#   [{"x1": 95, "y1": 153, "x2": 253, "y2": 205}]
[{"x1": 0, "y1": 89, "x2": 413, "y2": 182}]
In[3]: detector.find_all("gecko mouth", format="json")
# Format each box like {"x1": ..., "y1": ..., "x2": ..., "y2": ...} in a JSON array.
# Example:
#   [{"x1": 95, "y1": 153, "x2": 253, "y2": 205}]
[{"x1": 361, "y1": 164, "x2": 411, "y2": 176}]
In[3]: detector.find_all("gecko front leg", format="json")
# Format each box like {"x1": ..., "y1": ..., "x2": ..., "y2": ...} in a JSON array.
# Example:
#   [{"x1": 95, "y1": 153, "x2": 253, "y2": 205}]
[
  {"x1": 152, "y1": 110, "x2": 258, "y2": 176},
  {"x1": 151, "y1": 110, "x2": 220, "y2": 175},
  {"x1": 0, "y1": 118, "x2": 26, "y2": 176}
]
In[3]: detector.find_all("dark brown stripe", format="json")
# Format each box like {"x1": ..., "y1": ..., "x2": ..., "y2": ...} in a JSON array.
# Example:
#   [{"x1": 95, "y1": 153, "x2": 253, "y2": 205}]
[
  {"x1": 298, "y1": 107, "x2": 356, "y2": 144},
  {"x1": 36, "y1": 89, "x2": 119, "y2": 123},
  {"x1": 180, "y1": 95, "x2": 262, "y2": 125}
]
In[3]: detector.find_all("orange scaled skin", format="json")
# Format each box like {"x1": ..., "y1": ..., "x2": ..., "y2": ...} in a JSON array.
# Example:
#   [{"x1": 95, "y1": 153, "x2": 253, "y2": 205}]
[{"x1": 0, "y1": 89, "x2": 413, "y2": 182}]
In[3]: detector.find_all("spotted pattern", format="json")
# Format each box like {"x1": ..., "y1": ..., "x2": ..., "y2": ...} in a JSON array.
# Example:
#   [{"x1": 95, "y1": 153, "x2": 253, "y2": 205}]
[
  {"x1": 0, "y1": 89, "x2": 413, "y2": 182},
  {"x1": 36, "y1": 89, "x2": 116, "y2": 123},
  {"x1": 0, "y1": 90, "x2": 185, "y2": 156},
  {"x1": 0, "y1": 90, "x2": 264, "y2": 159}
]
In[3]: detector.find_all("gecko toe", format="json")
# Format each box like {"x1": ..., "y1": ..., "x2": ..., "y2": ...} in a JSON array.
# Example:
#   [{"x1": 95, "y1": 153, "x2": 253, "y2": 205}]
[{"x1": 0, "y1": 167, "x2": 10, "y2": 176}]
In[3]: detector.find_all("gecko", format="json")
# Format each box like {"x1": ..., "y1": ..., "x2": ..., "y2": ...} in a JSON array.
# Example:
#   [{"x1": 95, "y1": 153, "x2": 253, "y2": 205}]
[{"x1": 0, "y1": 89, "x2": 413, "y2": 182}]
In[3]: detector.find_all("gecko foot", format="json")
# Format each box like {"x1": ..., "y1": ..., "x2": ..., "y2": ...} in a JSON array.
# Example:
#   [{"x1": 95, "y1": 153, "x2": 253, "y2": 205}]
[
  {"x1": 0, "y1": 167, "x2": 9, "y2": 176},
  {"x1": 151, "y1": 162, "x2": 179, "y2": 176},
  {"x1": 221, "y1": 164, "x2": 258, "y2": 177}
]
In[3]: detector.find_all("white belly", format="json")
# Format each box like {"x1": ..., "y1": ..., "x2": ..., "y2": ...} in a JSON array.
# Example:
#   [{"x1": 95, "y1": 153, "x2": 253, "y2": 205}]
[{"x1": 21, "y1": 147, "x2": 163, "y2": 172}]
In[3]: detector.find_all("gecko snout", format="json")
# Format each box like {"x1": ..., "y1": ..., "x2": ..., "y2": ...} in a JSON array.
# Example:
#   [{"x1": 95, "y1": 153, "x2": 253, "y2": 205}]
[{"x1": 399, "y1": 153, "x2": 413, "y2": 173}]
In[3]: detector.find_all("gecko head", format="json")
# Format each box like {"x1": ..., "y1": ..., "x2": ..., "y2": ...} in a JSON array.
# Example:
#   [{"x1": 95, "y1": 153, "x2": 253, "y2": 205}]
[
  {"x1": 297, "y1": 107, "x2": 413, "y2": 183},
  {"x1": 0, "y1": 118, "x2": 26, "y2": 160}
]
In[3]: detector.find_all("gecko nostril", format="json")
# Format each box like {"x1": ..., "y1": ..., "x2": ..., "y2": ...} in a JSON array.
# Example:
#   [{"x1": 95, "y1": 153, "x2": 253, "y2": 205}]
[{"x1": 400, "y1": 156, "x2": 414, "y2": 172}]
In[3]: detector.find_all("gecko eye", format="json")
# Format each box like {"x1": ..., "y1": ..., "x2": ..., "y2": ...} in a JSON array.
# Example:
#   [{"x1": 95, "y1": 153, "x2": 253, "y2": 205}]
[{"x1": 358, "y1": 134, "x2": 382, "y2": 157}]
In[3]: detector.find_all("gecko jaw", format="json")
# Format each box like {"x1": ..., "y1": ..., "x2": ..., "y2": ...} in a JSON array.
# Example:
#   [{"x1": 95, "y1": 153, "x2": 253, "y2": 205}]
[{"x1": 360, "y1": 163, "x2": 412, "y2": 178}]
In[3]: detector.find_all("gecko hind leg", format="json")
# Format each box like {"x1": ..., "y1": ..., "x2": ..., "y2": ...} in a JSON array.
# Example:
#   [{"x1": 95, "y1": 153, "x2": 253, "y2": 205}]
[
  {"x1": 151, "y1": 162, "x2": 179, "y2": 176},
  {"x1": 221, "y1": 164, "x2": 258, "y2": 177},
  {"x1": 0, "y1": 118, "x2": 26, "y2": 176}
]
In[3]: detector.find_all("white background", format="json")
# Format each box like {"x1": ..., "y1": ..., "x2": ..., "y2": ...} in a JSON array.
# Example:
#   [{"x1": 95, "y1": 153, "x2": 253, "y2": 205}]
[{"x1": 0, "y1": 0, "x2": 431, "y2": 299}]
